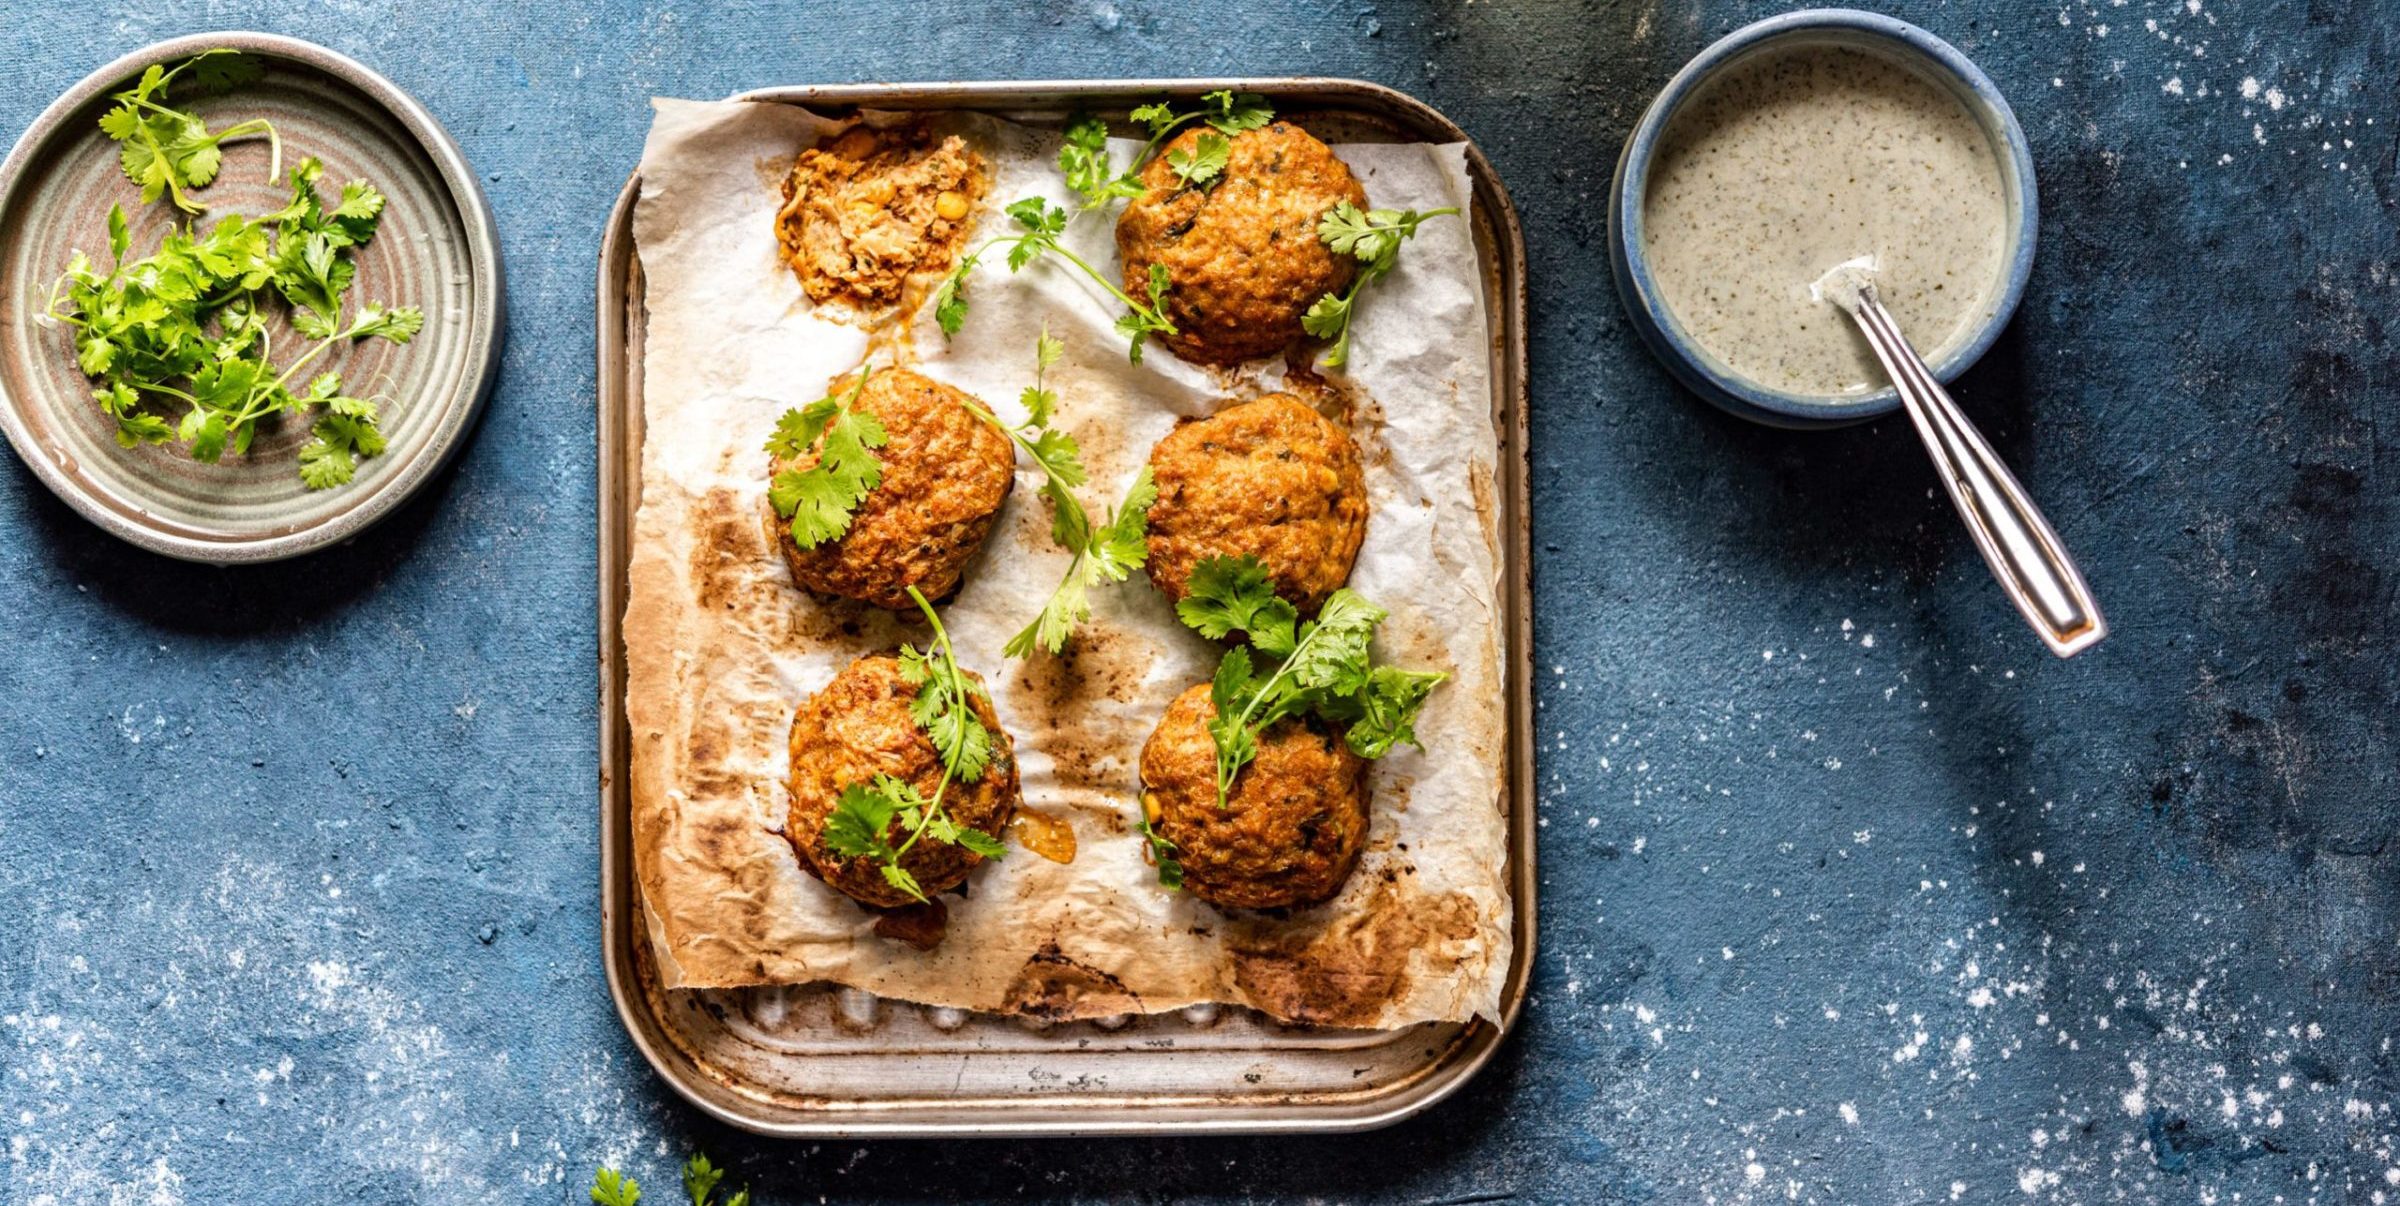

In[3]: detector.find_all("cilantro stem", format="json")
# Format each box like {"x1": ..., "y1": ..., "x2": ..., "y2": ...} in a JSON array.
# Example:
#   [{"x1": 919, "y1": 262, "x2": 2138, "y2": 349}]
[
  {"x1": 214, "y1": 118, "x2": 283, "y2": 183},
  {"x1": 949, "y1": 231, "x2": 1176, "y2": 337},
  {"x1": 1127, "y1": 113, "x2": 1204, "y2": 172},
  {"x1": 128, "y1": 381, "x2": 198, "y2": 405},
  {"x1": 1215, "y1": 621, "x2": 1335, "y2": 806},
  {"x1": 889, "y1": 586, "x2": 971, "y2": 866},
  {"x1": 1049, "y1": 242, "x2": 1169, "y2": 330},
  {"x1": 121, "y1": 101, "x2": 282, "y2": 185},
  {"x1": 950, "y1": 394, "x2": 1090, "y2": 534}
]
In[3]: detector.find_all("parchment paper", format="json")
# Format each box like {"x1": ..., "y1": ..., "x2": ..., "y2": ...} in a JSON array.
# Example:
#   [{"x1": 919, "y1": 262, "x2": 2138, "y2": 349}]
[{"x1": 624, "y1": 98, "x2": 1508, "y2": 1028}]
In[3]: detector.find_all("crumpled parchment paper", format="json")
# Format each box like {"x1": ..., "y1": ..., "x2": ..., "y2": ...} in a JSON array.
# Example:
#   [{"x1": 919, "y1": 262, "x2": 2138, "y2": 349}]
[{"x1": 623, "y1": 97, "x2": 1508, "y2": 1028}]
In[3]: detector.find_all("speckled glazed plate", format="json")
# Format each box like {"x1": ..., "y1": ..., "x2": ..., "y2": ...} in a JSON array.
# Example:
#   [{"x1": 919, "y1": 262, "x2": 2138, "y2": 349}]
[{"x1": 0, "y1": 32, "x2": 502, "y2": 563}]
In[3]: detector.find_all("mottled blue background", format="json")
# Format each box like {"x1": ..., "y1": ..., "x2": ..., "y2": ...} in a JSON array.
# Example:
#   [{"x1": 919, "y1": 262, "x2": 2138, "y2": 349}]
[{"x1": 2, "y1": 2, "x2": 2393, "y2": 1203}]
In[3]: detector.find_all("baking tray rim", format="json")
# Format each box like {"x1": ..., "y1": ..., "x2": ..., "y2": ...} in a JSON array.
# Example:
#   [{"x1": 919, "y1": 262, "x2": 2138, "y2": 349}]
[{"x1": 597, "y1": 75, "x2": 1535, "y2": 1137}]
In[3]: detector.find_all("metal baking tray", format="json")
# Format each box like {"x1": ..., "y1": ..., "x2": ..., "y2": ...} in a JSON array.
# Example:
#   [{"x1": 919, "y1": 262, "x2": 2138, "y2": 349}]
[{"x1": 597, "y1": 78, "x2": 1533, "y2": 1137}]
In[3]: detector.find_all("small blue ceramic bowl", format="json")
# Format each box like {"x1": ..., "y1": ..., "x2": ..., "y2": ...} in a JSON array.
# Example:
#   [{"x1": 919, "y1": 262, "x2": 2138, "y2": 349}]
[{"x1": 1609, "y1": 10, "x2": 2040, "y2": 428}]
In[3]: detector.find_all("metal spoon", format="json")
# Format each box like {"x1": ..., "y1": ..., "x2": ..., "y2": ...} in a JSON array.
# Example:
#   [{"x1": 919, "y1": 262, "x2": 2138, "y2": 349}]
[{"x1": 1813, "y1": 261, "x2": 2106, "y2": 658}]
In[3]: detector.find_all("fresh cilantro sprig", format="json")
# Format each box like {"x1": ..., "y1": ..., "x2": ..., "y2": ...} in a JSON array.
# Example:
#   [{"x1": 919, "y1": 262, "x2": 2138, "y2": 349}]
[
  {"x1": 1138, "y1": 814, "x2": 1184, "y2": 889},
  {"x1": 46, "y1": 156, "x2": 422, "y2": 488},
  {"x1": 929, "y1": 198, "x2": 1176, "y2": 362},
  {"x1": 822, "y1": 587, "x2": 1008, "y2": 903},
  {"x1": 1301, "y1": 200, "x2": 1461, "y2": 369},
  {"x1": 946, "y1": 332, "x2": 1154, "y2": 657},
  {"x1": 1129, "y1": 89, "x2": 1274, "y2": 157},
  {"x1": 1056, "y1": 114, "x2": 1145, "y2": 210},
  {"x1": 1176, "y1": 555, "x2": 1447, "y2": 810},
  {"x1": 765, "y1": 367, "x2": 889, "y2": 549},
  {"x1": 588, "y1": 1153, "x2": 750, "y2": 1206},
  {"x1": 1054, "y1": 91, "x2": 1272, "y2": 209},
  {"x1": 681, "y1": 1153, "x2": 750, "y2": 1206},
  {"x1": 100, "y1": 51, "x2": 281, "y2": 214},
  {"x1": 589, "y1": 1168, "x2": 640, "y2": 1206}
]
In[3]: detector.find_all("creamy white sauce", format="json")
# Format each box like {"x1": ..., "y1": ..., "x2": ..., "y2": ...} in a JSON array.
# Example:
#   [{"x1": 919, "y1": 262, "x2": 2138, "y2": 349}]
[{"x1": 1642, "y1": 42, "x2": 2010, "y2": 398}]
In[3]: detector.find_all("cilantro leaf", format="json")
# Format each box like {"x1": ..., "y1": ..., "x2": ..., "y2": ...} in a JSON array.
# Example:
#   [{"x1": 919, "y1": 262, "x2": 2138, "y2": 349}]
[
  {"x1": 1117, "y1": 92, "x2": 1273, "y2": 181},
  {"x1": 1345, "y1": 666, "x2": 1449, "y2": 758},
  {"x1": 1129, "y1": 102, "x2": 1178, "y2": 137},
  {"x1": 1172, "y1": 561, "x2": 1444, "y2": 808},
  {"x1": 1301, "y1": 289, "x2": 1352, "y2": 342},
  {"x1": 1210, "y1": 644, "x2": 1255, "y2": 718},
  {"x1": 1304, "y1": 201, "x2": 1461, "y2": 369},
  {"x1": 765, "y1": 371, "x2": 889, "y2": 549},
  {"x1": 825, "y1": 778, "x2": 907, "y2": 863},
  {"x1": 1166, "y1": 132, "x2": 1230, "y2": 190},
  {"x1": 905, "y1": 642, "x2": 994, "y2": 784},
  {"x1": 589, "y1": 1168, "x2": 641, "y2": 1206},
  {"x1": 1176, "y1": 555, "x2": 1297, "y2": 650},
  {"x1": 880, "y1": 863, "x2": 926, "y2": 901},
  {"x1": 949, "y1": 826, "x2": 1008, "y2": 859},
  {"x1": 100, "y1": 53, "x2": 281, "y2": 213},
  {"x1": 347, "y1": 303, "x2": 423, "y2": 343},
  {"x1": 1139, "y1": 816, "x2": 1184, "y2": 889},
  {"x1": 1089, "y1": 466, "x2": 1155, "y2": 580},
  {"x1": 930, "y1": 248, "x2": 977, "y2": 335},
  {"x1": 681, "y1": 1154, "x2": 725, "y2": 1206},
  {"x1": 1057, "y1": 114, "x2": 1144, "y2": 208},
  {"x1": 296, "y1": 430, "x2": 356, "y2": 489},
  {"x1": 1201, "y1": 90, "x2": 1275, "y2": 134},
  {"x1": 1019, "y1": 326, "x2": 1065, "y2": 425},
  {"x1": 968, "y1": 336, "x2": 1155, "y2": 658},
  {"x1": 1285, "y1": 589, "x2": 1386, "y2": 697}
]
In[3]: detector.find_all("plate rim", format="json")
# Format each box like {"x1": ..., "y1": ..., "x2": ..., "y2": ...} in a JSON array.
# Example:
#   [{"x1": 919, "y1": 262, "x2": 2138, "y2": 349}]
[{"x1": 0, "y1": 29, "x2": 505, "y2": 564}]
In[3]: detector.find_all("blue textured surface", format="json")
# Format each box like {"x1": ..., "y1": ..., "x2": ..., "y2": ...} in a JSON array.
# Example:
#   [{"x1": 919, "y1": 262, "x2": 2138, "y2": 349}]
[{"x1": 1, "y1": 3, "x2": 2393, "y2": 1203}]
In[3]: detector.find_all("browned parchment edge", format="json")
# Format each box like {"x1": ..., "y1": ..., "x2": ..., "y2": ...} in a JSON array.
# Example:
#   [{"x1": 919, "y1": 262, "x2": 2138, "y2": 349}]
[{"x1": 598, "y1": 77, "x2": 1534, "y2": 1137}]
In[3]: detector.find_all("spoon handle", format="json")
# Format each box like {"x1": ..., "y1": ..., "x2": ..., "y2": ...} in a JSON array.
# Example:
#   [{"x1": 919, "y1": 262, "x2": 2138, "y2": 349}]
[{"x1": 1847, "y1": 291, "x2": 2107, "y2": 658}]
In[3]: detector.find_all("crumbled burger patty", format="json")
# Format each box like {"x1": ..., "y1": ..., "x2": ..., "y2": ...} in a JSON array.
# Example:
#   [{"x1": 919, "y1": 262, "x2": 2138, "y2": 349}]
[{"x1": 776, "y1": 123, "x2": 987, "y2": 312}]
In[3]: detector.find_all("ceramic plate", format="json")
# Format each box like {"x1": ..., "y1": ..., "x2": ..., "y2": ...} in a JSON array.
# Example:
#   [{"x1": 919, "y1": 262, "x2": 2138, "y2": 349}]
[{"x1": 0, "y1": 31, "x2": 503, "y2": 562}]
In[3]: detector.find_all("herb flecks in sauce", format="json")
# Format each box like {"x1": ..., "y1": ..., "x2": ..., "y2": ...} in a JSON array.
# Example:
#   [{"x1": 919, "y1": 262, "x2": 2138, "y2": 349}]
[{"x1": 1642, "y1": 44, "x2": 2009, "y2": 398}]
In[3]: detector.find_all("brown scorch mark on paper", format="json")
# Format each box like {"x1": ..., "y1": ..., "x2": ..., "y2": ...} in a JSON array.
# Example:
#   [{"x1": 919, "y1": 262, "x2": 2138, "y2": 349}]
[
  {"x1": 692, "y1": 486, "x2": 767, "y2": 613},
  {"x1": 1227, "y1": 882, "x2": 1478, "y2": 1027},
  {"x1": 1010, "y1": 625, "x2": 1153, "y2": 795},
  {"x1": 1469, "y1": 459, "x2": 1500, "y2": 570},
  {"x1": 752, "y1": 153, "x2": 797, "y2": 194},
  {"x1": 1004, "y1": 943, "x2": 1143, "y2": 1020}
]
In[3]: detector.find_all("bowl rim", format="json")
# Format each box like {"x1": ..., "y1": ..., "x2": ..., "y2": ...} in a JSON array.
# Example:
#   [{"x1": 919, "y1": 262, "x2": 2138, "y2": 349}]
[
  {"x1": 1612, "y1": 8, "x2": 2039, "y2": 426},
  {"x1": 0, "y1": 30, "x2": 505, "y2": 563}
]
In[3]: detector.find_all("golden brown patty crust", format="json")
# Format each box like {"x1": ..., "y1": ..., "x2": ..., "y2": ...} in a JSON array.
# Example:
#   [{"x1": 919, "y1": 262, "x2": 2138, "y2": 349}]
[
  {"x1": 766, "y1": 368, "x2": 1015, "y2": 610},
  {"x1": 1115, "y1": 122, "x2": 1368, "y2": 365},
  {"x1": 776, "y1": 122, "x2": 988, "y2": 312},
  {"x1": 1141, "y1": 684, "x2": 1369, "y2": 911},
  {"x1": 1145, "y1": 393, "x2": 1368, "y2": 615},
  {"x1": 785, "y1": 653, "x2": 1020, "y2": 909}
]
